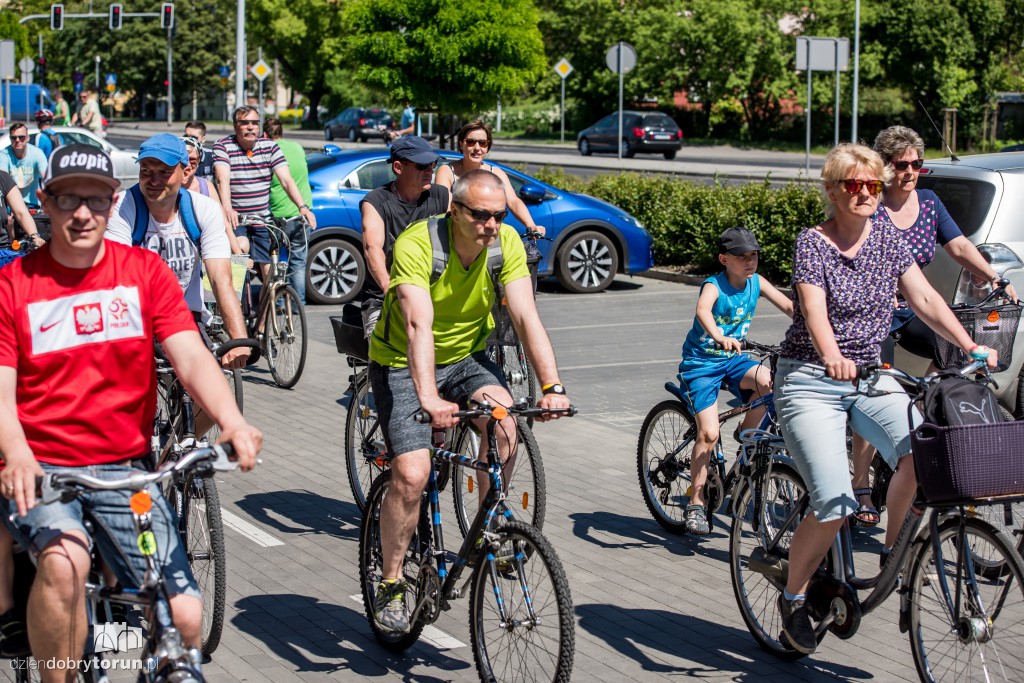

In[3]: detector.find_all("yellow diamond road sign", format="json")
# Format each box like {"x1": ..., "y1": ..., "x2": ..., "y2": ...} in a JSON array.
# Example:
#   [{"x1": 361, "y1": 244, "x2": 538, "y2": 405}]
[
  {"x1": 250, "y1": 59, "x2": 271, "y2": 82},
  {"x1": 554, "y1": 58, "x2": 573, "y2": 79}
]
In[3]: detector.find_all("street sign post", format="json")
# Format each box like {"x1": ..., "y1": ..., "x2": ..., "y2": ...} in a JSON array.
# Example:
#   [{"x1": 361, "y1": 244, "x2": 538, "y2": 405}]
[
  {"x1": 251, "y1": 55, "x2": 271, "y2": 130},
  {"x1": 554, "y1": 57, "x2": 573, "y2": 144},
  {"x1": 796, "y1": 36, "x2": 849, "y2": 175},
  {"x1": 606, "y1": 42, "x2": 637, "y2": 160}
]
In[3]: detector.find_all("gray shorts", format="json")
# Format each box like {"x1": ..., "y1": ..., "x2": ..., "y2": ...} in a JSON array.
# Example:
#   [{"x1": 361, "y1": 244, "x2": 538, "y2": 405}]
[{"x1": 369, "y1": 351, "x2": 505, "y2": 457}]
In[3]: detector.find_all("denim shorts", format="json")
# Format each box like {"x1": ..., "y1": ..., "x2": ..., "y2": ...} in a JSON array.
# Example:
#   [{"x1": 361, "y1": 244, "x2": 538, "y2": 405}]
[
  {"x1": 235, "y1": 224, "x2": 273, "y2": 264},
  {"x1": 774, "y1": 358, "x2": 920, "y2": 523},
  {"x1": 678, "y1": 354, "x2": 759, "y2": 414},
  {"x1": 2, "y1": 464, "x2": 200, "y2": 598},
  {"x1": 369, "y1": 351, "x2": 505, "y2": 457}
]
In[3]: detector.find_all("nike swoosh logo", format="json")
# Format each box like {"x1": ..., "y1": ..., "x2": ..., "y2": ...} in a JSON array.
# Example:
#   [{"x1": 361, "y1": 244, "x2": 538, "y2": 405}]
[{"x1": 40, "y1": 321, "x2": 61, "y2": 333}]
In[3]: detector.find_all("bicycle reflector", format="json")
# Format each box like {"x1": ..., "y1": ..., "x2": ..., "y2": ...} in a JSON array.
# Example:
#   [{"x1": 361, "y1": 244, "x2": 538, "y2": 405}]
[
  {"x1": 468, "y1": 478, "x2": 474, "y2": 493},
  {"x1": 10, "y1": 240, "x2": 21, "y2": 251},
  {"x1": 492, "y1": 406, "x2": 509, "y2": 420},
  {"x1": 988, "y1": 310, "x2": 1001, "y2": 323},
  {"x1": 522, "y1": 492, "x2": 529, "y2": 510},
  {"x1": 130, "y1": 489, "x2": 153, "y2": 515}
]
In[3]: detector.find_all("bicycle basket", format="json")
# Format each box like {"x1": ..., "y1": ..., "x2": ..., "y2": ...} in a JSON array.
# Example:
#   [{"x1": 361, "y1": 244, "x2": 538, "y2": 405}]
[
  {"x1": 202, "y1": 254, "x2": 249, "y2": 304},
  {"x1": 911, "y1": 420, "x2": 1024, "y2": 505},
  {"x1": 330, "y1": 303, "x2": 369, "y2": 361},
  {"x1": 934, "y1": 302, "x2": 1022, "y2": 369}
]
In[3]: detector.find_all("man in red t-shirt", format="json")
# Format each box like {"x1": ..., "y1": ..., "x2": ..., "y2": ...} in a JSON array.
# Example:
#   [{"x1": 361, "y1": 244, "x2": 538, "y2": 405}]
[{"x1": 0, "y1": 145, "x2": 262, "y2": 675}]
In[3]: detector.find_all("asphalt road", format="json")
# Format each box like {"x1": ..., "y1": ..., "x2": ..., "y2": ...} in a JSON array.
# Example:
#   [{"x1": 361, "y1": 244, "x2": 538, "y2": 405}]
[{"x1": 0, "y1": 275, "x2": 930, "y2": 682}]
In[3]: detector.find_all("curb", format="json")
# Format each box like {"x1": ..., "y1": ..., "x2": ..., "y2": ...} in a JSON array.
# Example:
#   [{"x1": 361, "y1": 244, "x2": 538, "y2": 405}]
[{"x1": 634, "y1": 269, "x2": 709, "y2": 286}]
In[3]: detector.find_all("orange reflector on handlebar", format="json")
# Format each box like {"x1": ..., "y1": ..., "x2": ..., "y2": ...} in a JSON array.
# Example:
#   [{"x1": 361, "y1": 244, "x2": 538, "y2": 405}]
[
  {"x1": 493, "y1": 406, "x2": 509, "y2": 420},
  {"x1": 988, "y1": 310, "x2": 1000, "y2": 323},
  {"x1": 130, "y1": 490, "x2": 152, "y2": 515},
  {"x1": 10, "y1": 240, "x2": 21, "y2": 251},
  {"x1": 881, "y1": 363, "x2": 892, "y2": 369}
]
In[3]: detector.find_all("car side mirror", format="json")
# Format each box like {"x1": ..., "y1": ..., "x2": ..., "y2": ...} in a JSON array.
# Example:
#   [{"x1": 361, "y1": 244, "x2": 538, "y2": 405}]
[
  {"x1": 323, "y1": 144, "x2": 343, "y2": 155},
  {"x1": 519, "y1": 184, "x2": 547, "y2": 205}
]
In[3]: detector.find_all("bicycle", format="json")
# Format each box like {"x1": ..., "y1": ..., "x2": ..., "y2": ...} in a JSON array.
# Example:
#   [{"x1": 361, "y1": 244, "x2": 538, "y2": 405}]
[
  {"x1": 13, "y1": 444, "x2": 241, "y2": 682},
  {"x1": 637, "y1": 340, "x2": 781, "y2": 533},
  {"x1": 236, "y1": 216, "x2": 308, "y2": 389},
  {"x1": 358, "y1": 401, "x2": 576, "y2": 682},
  {"x1": 154, "y1": 337, "x2": 258, "y2": 657},
  {"x1": 730, "y1": 356, "x2": 1024, "y2": 681}
]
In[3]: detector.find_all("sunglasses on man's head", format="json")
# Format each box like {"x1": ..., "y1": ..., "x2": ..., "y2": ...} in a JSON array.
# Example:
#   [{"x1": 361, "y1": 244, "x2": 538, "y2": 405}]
[
  {"x1": 839, "y1": 179, "x2": 884, "y2": 196},
  {"x1": 892, "y1": 159, "x2": 924, "y2": 172},
  {"x1": 455, "y1": 201, "x2": 508, "y2": 223}
]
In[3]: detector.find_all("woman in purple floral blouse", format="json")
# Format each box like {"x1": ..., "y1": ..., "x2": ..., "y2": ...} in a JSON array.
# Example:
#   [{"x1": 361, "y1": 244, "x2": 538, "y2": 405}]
[{"x1": 770, "y1": 143, "x2": 997, "y2": 655}]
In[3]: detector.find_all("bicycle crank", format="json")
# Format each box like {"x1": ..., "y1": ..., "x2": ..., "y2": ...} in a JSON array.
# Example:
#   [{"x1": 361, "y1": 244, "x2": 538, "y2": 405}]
[{"x1": 412, "y1": 563, "x2": 442, "y2": 625}]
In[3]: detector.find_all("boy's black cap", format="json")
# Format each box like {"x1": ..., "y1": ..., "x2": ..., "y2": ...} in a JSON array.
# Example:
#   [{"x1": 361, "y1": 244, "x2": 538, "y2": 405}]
[{"x1": 719, "y1": 226, "x2": 761, "y2": 255}]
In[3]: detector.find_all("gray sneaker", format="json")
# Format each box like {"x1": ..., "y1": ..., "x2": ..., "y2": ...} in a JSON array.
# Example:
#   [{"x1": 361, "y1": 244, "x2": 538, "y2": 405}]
[
  {"x1": 684, "y1": 504, "x2": 711, "y2": 535},
  {"x1": 373, "y1": 580, "x2": 411, "y2": 634}
]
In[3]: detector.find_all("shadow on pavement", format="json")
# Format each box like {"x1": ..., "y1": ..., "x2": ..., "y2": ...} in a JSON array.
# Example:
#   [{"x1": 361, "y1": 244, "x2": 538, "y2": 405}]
[
  {"x1": 234, "y1": 489, "x2": 361, "y2": 539},
  {"x1": 232, "y1": 593, "x2": 469, "y2": 678},
  {"x1": 576, "y1": 603, "x2": 871, "y2": 680},
  {"x1": 569, "y1": 510, "x2": 730, "y2": 563}
]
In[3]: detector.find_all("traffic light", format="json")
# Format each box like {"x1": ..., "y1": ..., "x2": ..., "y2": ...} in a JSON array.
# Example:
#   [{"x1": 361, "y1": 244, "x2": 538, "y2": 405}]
[
  {"x1": 37, "y1": 57, "x2": 47, "y2": 82},
  {"x1": 109, "y1": 3, "x2": 123, "y2": 30},
  {"x1": 160, "y1": 3, "x2": 174, "y2": 29},
  {"x1": 50, "y1": 4, "x2": 64, "y2": 31}
]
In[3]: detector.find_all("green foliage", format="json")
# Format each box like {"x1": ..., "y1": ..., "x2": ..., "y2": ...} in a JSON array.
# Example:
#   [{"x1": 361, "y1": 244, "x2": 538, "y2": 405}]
[
  {"x1": 343, "y1": 0, "x2": 547, "y2": 116},
  {"x1": 528, "y1": 169, "x2": 824, "y2": 281},
  {"x1": 0, "y1": 13, "x2": 32, "y2": 61}
]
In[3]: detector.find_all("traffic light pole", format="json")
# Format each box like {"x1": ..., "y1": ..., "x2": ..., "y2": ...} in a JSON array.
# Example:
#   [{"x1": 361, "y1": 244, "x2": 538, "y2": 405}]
[{"x1": 166, "y1": 28, "x2": 173, "y2": 124}]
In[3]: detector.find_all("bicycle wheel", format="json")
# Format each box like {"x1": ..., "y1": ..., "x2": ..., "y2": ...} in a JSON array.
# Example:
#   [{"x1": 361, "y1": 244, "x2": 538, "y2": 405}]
[
  {"x1": 344, "y1": 371, "x2": 387, "y2": 511},
  {"x1": 358, "y1": 471, "x2": 429, "y2": 652},
  {"x1": 908, "y1": 516, "x2": 1024, "y2": 682},
  {"x1": 266, "y1": 285, "x2": 307, "y2": 389},
  {"x1": 177, "y1": 471, "x2": 227, "y2": 657},
  {"x1": 204, "y1": 365, "x2": 243, "y2": 445},
  {"x1": 469, "y1": 520, "x2": 574, "y2": 682},
  {"x1": 729, "y1": 463, "x2": 812, "y2": 660},
  {"x1": 637, "y1": 400, "x2": 696, "y2": 534},
  {"x1": 969, "y1": 501, "x2": 1024, "y2": 578},
  {"x1": 452, "y1": 418, "x2": 546, "y2": 536}
]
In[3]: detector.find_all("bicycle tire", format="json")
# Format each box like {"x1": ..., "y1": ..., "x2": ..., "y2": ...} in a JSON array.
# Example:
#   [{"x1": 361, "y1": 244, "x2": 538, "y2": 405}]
[
  {"x1": 908, "y1": 515, "x2": 1024, "y2": 682},
  {"x1": 968, "y1": 501, "x2": 1024, "y2": 578},
  {"x1": 637, "y1": 400, "x2": 697, "y2": 534},
  {"x1": 490, "y1": 341, "x2": 537, "y2": 420},
  {"x1": 204, "y1": 343, "x2": 243, "y2": 446},
  {"x1": 179, "y1": 472, "x2": 227, "y2": 657},
  {"x1": 452, "y1": 418, "x2": 546, "y2": 536},
  {"x1": 729, "y1": 462, "x2": 813, "y2": 660},
  {"x1": 468, "y1": 520, "x2": 574, "y2": 683},
  {"x1": 358, "y1": 471, "x2": 429, "y2": 652},
  {"x1": 267, "y1": 285, "x2": 307, "y2": 389},
  {"x1": 344, "y1": 371, "x2": 387, "y2": 512}
]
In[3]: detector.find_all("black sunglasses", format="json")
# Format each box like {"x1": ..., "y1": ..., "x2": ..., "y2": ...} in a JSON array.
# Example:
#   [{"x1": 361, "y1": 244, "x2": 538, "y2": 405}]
[
  {"x1": 455, "y1": 201, "x2": 508, "y2": 223},
  {"x1": 10, "y1": 135, "x2": 28, "y2": 141},
  {"x1": 892, "y1": 159, "x2": 924, "y2": 172},
  {"x1": 45, "y1": 190, "x2": 114, "y2": 212}
]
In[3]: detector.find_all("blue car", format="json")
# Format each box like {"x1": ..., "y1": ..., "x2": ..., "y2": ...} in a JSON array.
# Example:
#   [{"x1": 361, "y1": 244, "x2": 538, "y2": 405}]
[{"x1": 303, "y1": 146, "x2": 654, "y2": 305}]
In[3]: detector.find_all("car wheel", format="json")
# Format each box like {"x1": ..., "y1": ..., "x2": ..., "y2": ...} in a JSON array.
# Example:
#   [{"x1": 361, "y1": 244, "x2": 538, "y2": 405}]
[
  {"x1": 578, "y1": 137, "x2": 592, "y2": 156},
  {"x1": 663, "y1": 150, "x2": 677, "y2": 160},
  {"x1": 324, "y1": 127, "x2": 334, "y2": 141},
  {"x1": 621, "y1": 139, "x2": 635, "y2": 158},
  {"x1": 555, "y1": 230, "x2": 619, "y2": 294},
  {"x1": 306, "y1": 238, "x2": 366, "y2": 305},
  {"x1": 348, "y1": 128, "x2": 358, "y2": 143}
]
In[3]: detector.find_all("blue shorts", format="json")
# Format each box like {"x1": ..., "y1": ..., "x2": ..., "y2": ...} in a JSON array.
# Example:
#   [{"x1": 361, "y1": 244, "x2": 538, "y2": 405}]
[
  {"x1": 2, "y1": 463, "x2": 200, "y2": 598},
  {"x1": 235, "y1": 224, "x2": 273, "y2": 264},
  {"x1": 678, "y1": 354, "x2": 759, "y2": 414}
]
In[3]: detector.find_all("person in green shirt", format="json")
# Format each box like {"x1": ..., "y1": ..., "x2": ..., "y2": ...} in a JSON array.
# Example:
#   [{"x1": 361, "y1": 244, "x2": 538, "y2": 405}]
[
  {"x1": 367, "y1": 169, "x2": 571, "y2": 635},
  {"x1": 264, "y1": 118, "x2": 314, "y2": 300},
  {"x1": 53, "y1": 90, "x2": 71, "y2": 127}
]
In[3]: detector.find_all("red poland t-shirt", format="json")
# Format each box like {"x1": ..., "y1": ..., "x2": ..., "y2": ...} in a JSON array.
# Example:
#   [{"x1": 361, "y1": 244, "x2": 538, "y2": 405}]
[{"x1": 0, "y1": 241, "x2": 196, "y2": 466}]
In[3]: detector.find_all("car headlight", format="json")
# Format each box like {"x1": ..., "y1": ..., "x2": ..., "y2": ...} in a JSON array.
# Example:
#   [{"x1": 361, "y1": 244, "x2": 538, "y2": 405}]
[{"x1": 953, "y1": 243, "x2": 1024, "y2": 304}]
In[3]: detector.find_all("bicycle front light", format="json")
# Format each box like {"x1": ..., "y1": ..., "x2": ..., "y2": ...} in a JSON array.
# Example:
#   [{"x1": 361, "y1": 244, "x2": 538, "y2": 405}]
[{"x1": 953, "y1": 243, "x2": 1023, "y2": 305}]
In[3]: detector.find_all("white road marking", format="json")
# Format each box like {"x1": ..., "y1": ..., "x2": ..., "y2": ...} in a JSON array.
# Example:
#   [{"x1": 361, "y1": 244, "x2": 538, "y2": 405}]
[
  {"x1": 349, "y1": 595, "x2": 466, "y2": 649},
  {"x1": 220, "y1": 508, "x2": 285, "y2": 547}
]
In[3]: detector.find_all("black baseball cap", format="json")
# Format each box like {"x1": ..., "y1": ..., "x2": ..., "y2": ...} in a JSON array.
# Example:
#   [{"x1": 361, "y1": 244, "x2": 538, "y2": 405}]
[
  {"x1": 389, "y1": 136, "x2": 439, "y2": 165},
  {"x1": 42, "y1": 144, "x2": 121, "y2": 191},
  {"x1": 718, "y1": 226, "x2": 761, "y2": 255}
]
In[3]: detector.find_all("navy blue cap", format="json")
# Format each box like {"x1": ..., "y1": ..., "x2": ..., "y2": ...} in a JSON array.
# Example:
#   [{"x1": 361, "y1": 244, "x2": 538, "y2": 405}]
[{"x1": 389, "y1": 136, "x2": 438, "y2": 165}]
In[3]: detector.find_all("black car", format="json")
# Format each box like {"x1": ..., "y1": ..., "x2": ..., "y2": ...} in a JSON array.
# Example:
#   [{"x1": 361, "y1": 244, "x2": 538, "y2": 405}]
[
  {"x1": 577, "y1": 111, "x2": 683, "y2": 159},
  {"x1": 323, "y1": 107, "x2": 395, "y2": 143}
]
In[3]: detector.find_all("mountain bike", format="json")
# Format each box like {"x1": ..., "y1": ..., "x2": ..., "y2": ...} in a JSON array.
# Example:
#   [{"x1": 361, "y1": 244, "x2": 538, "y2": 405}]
[
  {"x1": 154, "y1": 337, "x2": 257, "y2": 657},
  {"x1": 637, "y1": 340, "x2": 781, "y2": 533},
  {"x1": 237, "y1": 216, "x2": 308, "y2": 389},
  {"x1": 359, "y1": 401, "x2": 575, "y2": 682},
  {"x1": 730, "y1": 357, "x2": 1024, "y2": 681}
]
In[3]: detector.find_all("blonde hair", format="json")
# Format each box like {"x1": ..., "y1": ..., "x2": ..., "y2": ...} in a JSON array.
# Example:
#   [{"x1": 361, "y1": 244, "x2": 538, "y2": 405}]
[{"x1": 820, "y1": 143, "x2": 892, "y2": 217}]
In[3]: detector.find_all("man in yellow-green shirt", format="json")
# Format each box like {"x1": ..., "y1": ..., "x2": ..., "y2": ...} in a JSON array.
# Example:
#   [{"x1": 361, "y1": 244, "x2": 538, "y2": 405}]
[{"x1": 367, "y1": 170, "x2": 571, "y2": 635}]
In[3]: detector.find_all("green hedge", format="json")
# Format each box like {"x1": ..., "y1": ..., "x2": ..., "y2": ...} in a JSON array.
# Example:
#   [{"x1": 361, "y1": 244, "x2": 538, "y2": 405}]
[{"x1": 528, "y1": 168, "x2": 825, "y2": 283}]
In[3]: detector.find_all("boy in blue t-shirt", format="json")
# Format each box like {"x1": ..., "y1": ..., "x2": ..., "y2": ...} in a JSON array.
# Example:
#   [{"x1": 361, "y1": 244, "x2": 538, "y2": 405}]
[{"x1": 678, "y1": 226, "x2": 793, "y2": 535}]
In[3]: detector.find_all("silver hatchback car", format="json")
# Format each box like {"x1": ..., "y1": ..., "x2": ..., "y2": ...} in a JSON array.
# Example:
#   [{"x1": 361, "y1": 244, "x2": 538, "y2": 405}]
[{"x1": 904, "y1": 152, "x2": 1024, "y2": 417}]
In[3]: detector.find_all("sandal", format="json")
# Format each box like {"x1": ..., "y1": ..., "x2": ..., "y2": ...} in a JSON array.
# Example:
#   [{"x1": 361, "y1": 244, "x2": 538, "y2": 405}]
[{"x1": 851, "y1": 487, "x2": 880, "y2": 527}]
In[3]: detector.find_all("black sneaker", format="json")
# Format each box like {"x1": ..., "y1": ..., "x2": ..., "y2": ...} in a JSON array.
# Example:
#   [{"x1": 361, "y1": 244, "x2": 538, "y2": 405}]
[
  {"x1": 0, "y1": 608, "x2": 30, "y2": 658},
  {"x1": 778, "y1": 594, "x2": 817, "y2": 654}
]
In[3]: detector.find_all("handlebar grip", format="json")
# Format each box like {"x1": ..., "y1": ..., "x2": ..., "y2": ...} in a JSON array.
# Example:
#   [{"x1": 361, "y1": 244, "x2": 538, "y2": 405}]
[
  {"x1": 856, "y1": 363, "x2": 881, "y2": 380},
  {"x1": 567, "y1": 406, "x2": 578, "y2": 417},
  {"x1": 413, "y1": 411, "x2": 431, "y2": 424},
  {"x1": 970, "y1": 346, "x2": 991, "y2": 360},
  {"x1": 214, "y1": 338, "x2": 260, "y2": 358}
]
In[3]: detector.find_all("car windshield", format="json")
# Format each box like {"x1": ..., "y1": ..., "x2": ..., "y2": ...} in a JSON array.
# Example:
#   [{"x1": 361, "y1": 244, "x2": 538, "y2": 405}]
[{"x1": 916, "y1": 175, "x2": 996, "y2": 239}]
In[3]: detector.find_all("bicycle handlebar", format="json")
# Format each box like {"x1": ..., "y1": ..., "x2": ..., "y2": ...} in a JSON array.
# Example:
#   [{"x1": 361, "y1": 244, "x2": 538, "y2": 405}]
[
  {"x1": 711, "y1": 339, "x2": 780, "y2": 355},
  {"x1": 412, "y1": 401, "x2": 577, "y2": 424},
  {"x1": 213, "y1": 338, "x2": 261, "y2": 360},
  {"x1": 855, "y1": 357, "x2": 992, "y2": 393}
]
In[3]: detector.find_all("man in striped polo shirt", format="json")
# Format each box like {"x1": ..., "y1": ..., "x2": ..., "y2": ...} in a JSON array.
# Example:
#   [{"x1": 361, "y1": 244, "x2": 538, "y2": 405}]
[{"x1": 213, "y1": 106, "x2": 316, "y2": 275}]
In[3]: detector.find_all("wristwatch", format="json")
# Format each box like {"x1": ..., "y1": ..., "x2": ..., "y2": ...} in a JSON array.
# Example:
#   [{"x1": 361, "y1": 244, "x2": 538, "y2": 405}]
[
  {"x1": 299, "y1": 204, "x2": 310, "y2": 211},
  {"x1": 542, "y1": 383, "x2": 566, "y2": 396}
]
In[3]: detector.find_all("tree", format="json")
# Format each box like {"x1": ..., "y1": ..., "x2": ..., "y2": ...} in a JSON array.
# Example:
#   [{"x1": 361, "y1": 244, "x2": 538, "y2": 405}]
[{"x1": 344, "y1": 0, "x2": 547, "y2": 136}]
